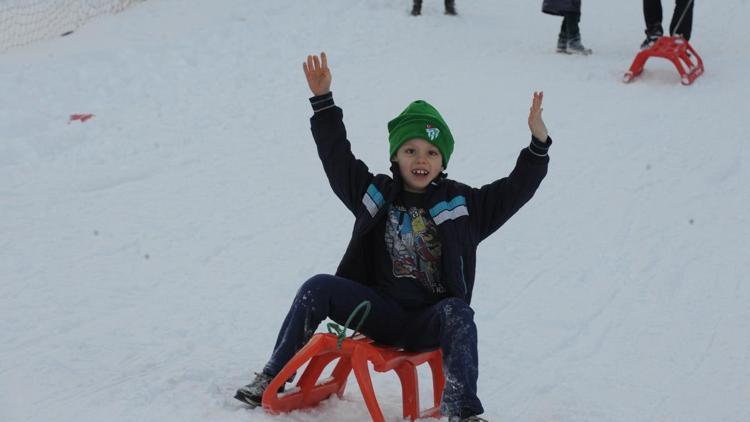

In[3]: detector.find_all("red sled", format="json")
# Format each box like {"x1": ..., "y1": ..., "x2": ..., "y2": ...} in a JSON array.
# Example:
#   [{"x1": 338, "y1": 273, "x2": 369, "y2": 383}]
[
  {"x1": 261, "y1": 333, "x2": 445, "y2": 422},
  {"x1": 623, "y1": 36, "x2": 704, "y2": 85}
]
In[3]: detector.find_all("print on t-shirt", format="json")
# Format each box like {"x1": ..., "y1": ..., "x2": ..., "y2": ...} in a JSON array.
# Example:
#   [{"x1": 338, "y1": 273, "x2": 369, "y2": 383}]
[{"x1": 384, "y1": 204, "x2": 446, "y2": 295}]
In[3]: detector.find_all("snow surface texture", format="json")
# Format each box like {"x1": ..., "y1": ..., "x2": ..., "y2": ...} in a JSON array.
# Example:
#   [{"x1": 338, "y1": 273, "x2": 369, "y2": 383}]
[{"x1": 1, "y1": 0, "x2": 749, "y2": 421}]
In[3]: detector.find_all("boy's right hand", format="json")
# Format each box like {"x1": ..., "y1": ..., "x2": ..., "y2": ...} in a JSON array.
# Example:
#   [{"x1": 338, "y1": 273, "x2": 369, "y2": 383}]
[{"x1": 303, "y1": 52, "x2": 332, "y2": 96}]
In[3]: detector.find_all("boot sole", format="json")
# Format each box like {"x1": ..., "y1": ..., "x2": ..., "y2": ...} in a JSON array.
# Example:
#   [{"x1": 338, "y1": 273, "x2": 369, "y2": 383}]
[{"x1": 234, "y1": 391, "x2": 261, "y2": 408}]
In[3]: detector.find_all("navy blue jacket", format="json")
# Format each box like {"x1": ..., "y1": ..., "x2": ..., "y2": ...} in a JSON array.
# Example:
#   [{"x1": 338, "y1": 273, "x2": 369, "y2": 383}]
[
  {"x1": 309, "y1": 93, "x2": 550, "y2": 305},
  {"x1": 542, "y1": 0, "x2": 581, "y2": 16}
]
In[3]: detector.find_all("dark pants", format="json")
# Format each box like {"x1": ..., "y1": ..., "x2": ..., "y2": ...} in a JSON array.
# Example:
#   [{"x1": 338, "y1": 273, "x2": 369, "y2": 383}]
[
  {"x1": 559, "y1": 12, "x2": 582, "y2": 42},
  {"x1": 643, "y1": 0, "x2": 694, "y2": 40},
  {"x1": 413, "y1": 0, "x2": 455, "y2": 8},
  {"x1": 262, "y1": 274, "x2": 483, "y2": 417}
]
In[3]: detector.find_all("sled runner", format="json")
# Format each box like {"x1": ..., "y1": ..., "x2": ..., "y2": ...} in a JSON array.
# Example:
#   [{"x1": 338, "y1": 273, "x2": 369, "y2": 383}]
[{"x1": 262, "y1": 332, "x2": 445, "y2": 422}]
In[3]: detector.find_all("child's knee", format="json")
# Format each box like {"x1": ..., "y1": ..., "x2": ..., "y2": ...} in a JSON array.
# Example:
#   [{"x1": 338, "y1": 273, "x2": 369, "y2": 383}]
[
  {"x1": 436, "y1": 297, "x2": 475, "y2": 320},
  {"x1": 297, "y1": 274, "x2": 338, "y2": 298}
]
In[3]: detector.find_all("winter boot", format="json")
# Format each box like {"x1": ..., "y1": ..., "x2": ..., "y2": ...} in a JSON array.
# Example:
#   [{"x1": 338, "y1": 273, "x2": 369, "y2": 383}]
[
  {"x1": 566, "y1": 36, "x2": 592, "y2": 55},
  {"x1": 411, "y1": 0, "x2": 421, "y2": 16},
  {"x1": 641, "y1": 24, "x2": 663, "y2": 50},
  {"x1": 234, "y1": 372, "x2": 279, "y2": 408},
  {"x1": 445, "y1": 0, "x2": 457, "y2": 15}
]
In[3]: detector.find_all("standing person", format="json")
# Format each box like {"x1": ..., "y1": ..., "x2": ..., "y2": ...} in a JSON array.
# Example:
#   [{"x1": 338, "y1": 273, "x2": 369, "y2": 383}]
[
  {"x1": 641, "y1": 0, "x2": 695, "y2": 49},
  {"x1": 411, "y1": 0, "x2": 457, "y2": 16},
  {"x1": 542, "y1": 0, "x2": 592, "y2": 55},
  {"x1": 234, "y1": 52, "x2": 553, "y2": 422}
]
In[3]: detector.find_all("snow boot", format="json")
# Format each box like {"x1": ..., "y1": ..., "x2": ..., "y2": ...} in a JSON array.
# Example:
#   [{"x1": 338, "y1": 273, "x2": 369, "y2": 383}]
[
  {"x1": 641, "y1": 24, "x2": 663, "y2": 50},
  {"x1": 566, "y1": 37, "x2": 592, "y2": 55},
  {"x1": 640, "y1": 34, "x2": 662, "y2": 50},
  {"x1": 234, "y1": 372, "x2": 279, "y2": 408}
]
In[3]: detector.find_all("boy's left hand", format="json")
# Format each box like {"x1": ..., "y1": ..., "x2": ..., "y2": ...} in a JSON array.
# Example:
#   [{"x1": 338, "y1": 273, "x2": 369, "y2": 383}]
[{"x1": 528, "y1": 91, "x2": 549, "y2": 142}]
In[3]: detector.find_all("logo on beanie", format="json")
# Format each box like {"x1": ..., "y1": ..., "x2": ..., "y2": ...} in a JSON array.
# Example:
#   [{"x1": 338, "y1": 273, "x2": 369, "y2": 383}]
[{"x1": 425, "y1": 125, "x2": 440, "y2": 141}]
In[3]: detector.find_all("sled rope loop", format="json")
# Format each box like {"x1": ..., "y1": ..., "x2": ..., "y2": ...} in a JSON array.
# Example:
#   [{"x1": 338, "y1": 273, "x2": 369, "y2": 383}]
[{"x1": 327, "y1": 300, "x2": 371, "y2": 349}]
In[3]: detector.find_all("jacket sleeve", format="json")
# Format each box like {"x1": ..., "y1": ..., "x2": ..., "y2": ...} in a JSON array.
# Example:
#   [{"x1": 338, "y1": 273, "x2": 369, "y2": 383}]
[
  {"x1": 309, "y1": 92, "x2": 374, "y2": 214},
  {"x1": 470, "y1": 136, "x2": 550, "y2": 241}
]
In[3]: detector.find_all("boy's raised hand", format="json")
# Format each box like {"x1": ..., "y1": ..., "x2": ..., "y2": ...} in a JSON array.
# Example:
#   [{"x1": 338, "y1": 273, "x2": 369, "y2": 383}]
[
  {"x1": 303, "y1": 52, "x2": 332, "y2": 96},
  {"x1": 528, "y1": 91, "x2": 549, "y2": 142}
]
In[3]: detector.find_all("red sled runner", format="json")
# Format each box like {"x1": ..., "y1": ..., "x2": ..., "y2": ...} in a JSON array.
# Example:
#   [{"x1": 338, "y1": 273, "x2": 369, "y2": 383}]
[{"x1": 623, "y1": 35, "x2": 704, "y2": 85}]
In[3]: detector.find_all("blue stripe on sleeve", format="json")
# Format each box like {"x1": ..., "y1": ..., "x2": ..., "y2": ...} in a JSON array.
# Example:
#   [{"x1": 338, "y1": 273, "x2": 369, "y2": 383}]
[{"x1": 429, "y1": 195, "x2": 466, "y2": 218}]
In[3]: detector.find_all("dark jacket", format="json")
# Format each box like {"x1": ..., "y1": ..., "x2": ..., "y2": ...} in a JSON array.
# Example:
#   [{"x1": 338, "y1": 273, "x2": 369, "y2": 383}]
[
  {"x1": 542, "y1": 0, "x2": 581, "y2": 16},
  {"x1": 309, "y1": 92, "x2": 549, "y2": 305}
]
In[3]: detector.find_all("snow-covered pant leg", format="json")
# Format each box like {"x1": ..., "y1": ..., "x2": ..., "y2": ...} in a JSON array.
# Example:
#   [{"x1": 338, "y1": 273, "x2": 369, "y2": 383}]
[
  {"x1": 402, "y1": 298, "x2": 483, "y2": 418},
  {"x1": 436, "y1": 298, "x2": 483, "y2": 418},
  {"x1": 262, "y1": 274, "x2": 405, "y2": 377}
]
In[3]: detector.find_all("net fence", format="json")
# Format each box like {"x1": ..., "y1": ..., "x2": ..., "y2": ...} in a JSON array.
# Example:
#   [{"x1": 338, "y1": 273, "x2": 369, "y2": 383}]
[{"x1": 0, "y1": 0, "x2": 143, "y2": 52}]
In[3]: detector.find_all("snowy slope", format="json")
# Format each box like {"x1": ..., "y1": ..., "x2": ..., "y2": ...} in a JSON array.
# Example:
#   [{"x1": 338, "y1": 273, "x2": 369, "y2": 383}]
[{"x1": 1, "y1": 1, "x2": 749, "y2": 421}]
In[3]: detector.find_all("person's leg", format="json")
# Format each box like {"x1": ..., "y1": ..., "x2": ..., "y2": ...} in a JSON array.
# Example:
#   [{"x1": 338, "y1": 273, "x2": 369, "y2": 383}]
[
  {"x1": 643, "y1": 0, "x2": 665, "y2": 36},
  {"x1": 563, "y1": 12, "x2": 591, "y2": 55},
  {"x1": 402, "y1": 298, "x2": 483, "y2": 419},
  {"x1": 445, "y1": 0, "x2": 457, "y2": 15},
  {"x1": 563, "y1": 13, "x2": 581, "y2": 43},
  {"x1": 236, "y1": 274, "x2": 406, "y2": 406},
  {"x1": 641, "y1": 0, "x2": 665, "y2": 48},
  {"x1": 262, "y1": 274, "x2": 405, "y2": 376},
  {"x1": 670, "y1": 0, "x2": 694, "y2": 40},
  {"x1": 411, "y1": 0, "x2": 422, "y2": 16},
  {"x1": 557, "y1": 18, "x2": 568, "y2": 52}
]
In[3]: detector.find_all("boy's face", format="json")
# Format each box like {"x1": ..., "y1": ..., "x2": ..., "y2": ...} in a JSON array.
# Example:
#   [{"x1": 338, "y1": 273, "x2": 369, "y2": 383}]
[{"x1": 392, "y1": 138, "x2": 443, "y2": 193}]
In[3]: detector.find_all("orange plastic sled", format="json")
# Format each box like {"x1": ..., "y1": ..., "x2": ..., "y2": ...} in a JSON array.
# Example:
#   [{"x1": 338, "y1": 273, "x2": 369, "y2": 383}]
[
  {"x1": 624, "y1": 36, "x2": 704, "y2": 85},
  {"x1": 261, "y1": 333, "x2": 445, "y2": 421}
]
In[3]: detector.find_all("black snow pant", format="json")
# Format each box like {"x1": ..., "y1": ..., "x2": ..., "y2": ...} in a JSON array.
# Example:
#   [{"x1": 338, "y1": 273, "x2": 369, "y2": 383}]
[
  {"x1": 261, "y1": 274, "x2": 483, "y2": 418},
  {"x1": 559, "y1": 12, "x2": 582, "y2": 42},
  {"x1": 643, "y1": 0, "x2": 694, "y2": 40},
  {"x1": 413, "y1": 0, "x2": 455, "y2": 9}
]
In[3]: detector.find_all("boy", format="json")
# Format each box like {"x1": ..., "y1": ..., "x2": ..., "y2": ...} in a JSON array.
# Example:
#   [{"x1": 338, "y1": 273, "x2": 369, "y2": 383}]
[{"x1": 235, "y1": 52, "x2": 552, "y2": 422}]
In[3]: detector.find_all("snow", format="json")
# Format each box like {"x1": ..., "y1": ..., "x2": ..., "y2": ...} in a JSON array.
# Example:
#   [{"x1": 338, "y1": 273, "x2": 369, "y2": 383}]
[{"x1": 1, "y1": 0, "x2": 749, "y2": 421}]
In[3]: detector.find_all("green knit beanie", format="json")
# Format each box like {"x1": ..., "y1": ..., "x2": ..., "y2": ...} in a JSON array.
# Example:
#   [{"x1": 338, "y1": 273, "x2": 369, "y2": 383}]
[{"x1": 388, "y1": 100, "x2": 454, "y2": 169}]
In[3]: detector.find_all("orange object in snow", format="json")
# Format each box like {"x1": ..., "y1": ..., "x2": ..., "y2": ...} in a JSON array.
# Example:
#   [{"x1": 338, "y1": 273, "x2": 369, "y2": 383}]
[
  {"x1": 624, "y1": 36, "x2": 704, "y2": 85},
  {"x1": 262, "y1": 333, "x2": 445, "y2": 421}
]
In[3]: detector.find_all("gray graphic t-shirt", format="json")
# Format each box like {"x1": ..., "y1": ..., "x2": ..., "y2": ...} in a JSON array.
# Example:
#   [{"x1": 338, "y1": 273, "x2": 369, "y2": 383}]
[{"x1": 384, "y1": 195, "x2": 446, "y2": 296}]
